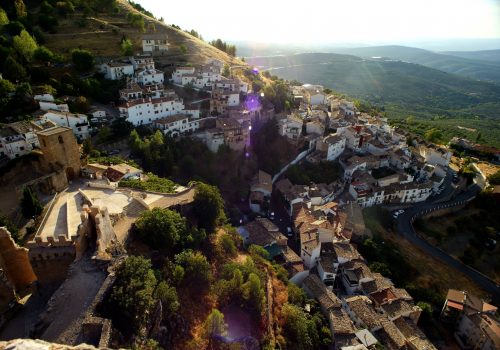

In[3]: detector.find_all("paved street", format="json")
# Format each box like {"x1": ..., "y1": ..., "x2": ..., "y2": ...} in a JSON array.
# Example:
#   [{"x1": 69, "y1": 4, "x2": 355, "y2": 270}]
[{"x1": 395, "y1": 184, "x2": 500, "y2": 302}]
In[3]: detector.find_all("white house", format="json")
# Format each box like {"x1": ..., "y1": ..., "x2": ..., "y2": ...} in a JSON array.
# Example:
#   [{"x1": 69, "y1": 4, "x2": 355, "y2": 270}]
[
  {"x1": 41, "y1": 110, "x2": 90, "y2": 140},
  {"x1": 118, "y1": 96, "x2": 185, "y2": 126},
  {"x1": 324, "y1": 134, "x2": 346, "y2": 161},
  {"x1": 101, "y1": 62, "x2": 135, "y2": 80},
  {"x1": 152, "y1": 114, "x2": 200, "y2": 137},
  {"x1": 130, "y1": 55, "x2": 155, "y2": 70},
  {"x1": 279, "y1": 115, "x2": 303, "y2": 141},
  {"x1": 38, "y1": 101, "x2": 70, "y2": 112},
  {"x1": 213, "y1": 78, "x2": 248, "y2": 93},
  {"x1": 34, "y1": 94, "x2": 55, "y2": 102},
  {"x1": 0, "y1": 121, "x2": 43, "y2": 159},
  {"x1": 135, "y1": 68, "x2": 165, "y2": 86},
  {"x1": 419, "y1": 144, "x2": 452, "y2": 167},
  {"x1": 142, "y1": 33, "x2": 168, "y2": 53},
  {"x1": 171, "y1": 67, "x2": 196, "y2": 85}
]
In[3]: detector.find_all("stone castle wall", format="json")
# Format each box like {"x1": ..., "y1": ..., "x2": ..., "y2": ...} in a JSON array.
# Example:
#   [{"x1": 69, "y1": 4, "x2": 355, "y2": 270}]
[{"x1": 0, "y1": 228, "x2": 36, "y2": 291}]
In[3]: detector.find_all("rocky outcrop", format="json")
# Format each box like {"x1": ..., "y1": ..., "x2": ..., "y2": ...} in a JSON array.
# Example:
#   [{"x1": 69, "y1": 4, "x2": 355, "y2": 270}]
[{"x1": 0, "y1": 339, "x2": 99, "y2": 350}]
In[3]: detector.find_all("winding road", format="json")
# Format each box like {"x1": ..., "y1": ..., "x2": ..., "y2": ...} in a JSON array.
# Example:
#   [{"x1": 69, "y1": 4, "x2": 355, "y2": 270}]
[{"x1": 395, "y1": 183, "x2": 500, "y2": 302}]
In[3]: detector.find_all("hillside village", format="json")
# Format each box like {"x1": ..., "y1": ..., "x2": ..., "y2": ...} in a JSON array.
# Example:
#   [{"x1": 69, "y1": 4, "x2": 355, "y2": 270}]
[{"x1": 0, "y1": 1, "x2": 499, "y2": 350}]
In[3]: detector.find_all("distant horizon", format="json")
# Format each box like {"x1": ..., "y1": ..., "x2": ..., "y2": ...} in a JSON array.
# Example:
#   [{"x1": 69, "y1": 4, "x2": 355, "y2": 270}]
[
  {"x1": 134, "y1": 0, "x2": 500, "y2": 50},
  {"x1": 226, "y1": 38, "x2": 500, "y2": 53}
]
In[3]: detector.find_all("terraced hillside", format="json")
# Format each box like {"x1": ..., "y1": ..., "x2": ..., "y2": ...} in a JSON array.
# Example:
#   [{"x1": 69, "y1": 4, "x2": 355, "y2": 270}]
[{"x1": 43, "y1": 0, "x2": 243, "y2": 66}]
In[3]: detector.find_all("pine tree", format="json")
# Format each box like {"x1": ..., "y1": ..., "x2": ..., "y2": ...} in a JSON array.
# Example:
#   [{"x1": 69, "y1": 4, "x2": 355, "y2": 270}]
[{"x1": 21, "y1": 187, "x2": 43, "y2": 219}]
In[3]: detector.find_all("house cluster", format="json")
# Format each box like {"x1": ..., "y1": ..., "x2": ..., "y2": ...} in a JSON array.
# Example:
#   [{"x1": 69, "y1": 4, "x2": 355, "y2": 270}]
[
  {"x1": 279, "y1": 85, "x2": 452, "y2": 208},
  {"x1": 240, "y1": 192, "x2": 435, "y2": 349},
  {"x1": 294, "y1": 202, "x2": 435, "y2": 349},
  {"x1": 441, "y1": 289, "x2": 499, "y2": 350},
  {"x1": 0, "y1": 116, "x2": 90, "y2": 160}
]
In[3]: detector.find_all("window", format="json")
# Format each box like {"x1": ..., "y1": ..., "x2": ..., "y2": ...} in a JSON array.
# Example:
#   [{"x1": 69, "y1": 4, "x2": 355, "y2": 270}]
[{"x1": 58, "y1": 136, "x2": 64, "y2": 144}]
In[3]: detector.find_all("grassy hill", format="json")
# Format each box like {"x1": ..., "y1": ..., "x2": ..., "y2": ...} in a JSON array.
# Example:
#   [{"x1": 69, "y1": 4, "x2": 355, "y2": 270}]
[
  {"x1": 247, "y1": 53, "x2": 500, "y2": 147},
  {"x1": 328, "y1": 45, "x2": 500, "y2": 84},
  {"x1": 441, "y1": 49, "x2": 500, "y2": 63},
  {"x1": 41, "y1": 0, "x2": 243, "y2": 66}
]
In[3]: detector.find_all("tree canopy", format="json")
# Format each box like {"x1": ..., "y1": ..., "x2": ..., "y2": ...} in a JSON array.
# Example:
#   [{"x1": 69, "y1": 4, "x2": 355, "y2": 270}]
[
  {"x1": 110, "y1": 256, "x2": 157, "y2": 331},
  {"x1": 192, "y1": 182, "x2": 226, "y2": 233},
  {"x1": 13, "y1": 29, "x2": 37, "y2": 62},
  {"x1": 21, "y1": 187, "x2": 43, "y2": 219},
  {"x1": 71, "y1": 48, "x2": 94, "y2": 72},
  {"x1": 135, "y1": 207, "x2": 187, "y2": 253}
]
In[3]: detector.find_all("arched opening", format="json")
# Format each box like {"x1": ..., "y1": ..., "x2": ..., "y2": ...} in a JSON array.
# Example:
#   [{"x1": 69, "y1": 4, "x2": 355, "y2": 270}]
[{"x1": 65, "y1": 167, "x2": 75, "y2": 181}]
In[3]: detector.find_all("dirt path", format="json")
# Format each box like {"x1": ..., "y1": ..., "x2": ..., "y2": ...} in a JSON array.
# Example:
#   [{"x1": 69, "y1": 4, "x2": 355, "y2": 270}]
[{"x1": 36, "y1": 256, "x2": 106, "y2": 345}]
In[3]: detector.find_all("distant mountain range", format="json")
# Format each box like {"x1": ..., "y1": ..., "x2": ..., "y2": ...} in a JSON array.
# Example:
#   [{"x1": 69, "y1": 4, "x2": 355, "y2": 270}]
[
  {"x1": 247, "y1": 52, "x2": 500, "y2": 121},
  {"x1": 326, "y1": 46, "x2": 500, "y2": 84},
  {"x1": 440, "y1": 49, "x2": 500, "y2": 63}
]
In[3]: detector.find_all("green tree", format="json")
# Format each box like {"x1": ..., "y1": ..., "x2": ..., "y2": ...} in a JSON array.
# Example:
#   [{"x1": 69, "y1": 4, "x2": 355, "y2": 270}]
[
  {"x1": 203, "y1": 309, "x2": 227, "y2": 339},
  {"x1": 282, "y1": 303, "x2": 314, "y2": 350},
  {"x1": 475, "y1": 132, "x2": 482, "y2": 143},
  {"x1": 219, "y1": 233, "x2": 237, "y2": 258},
  {"x1": 192, "y1": 182, "x2": 226, "y2": 233},
  {"x1": 71, "y1": 48, "x2": 95, "y2": 72},
  {"x1": 0, "y1": 8, "x2": 9, "y2": 25},
  {"x1": 0, "y1": 79, "x2": 15, "y2": 95},
  {"x1": 487, "y1": 170, "x2": 500, "y2": 185},
  {"x1": 243, "y1": 272, "x2": 265, "y2": 315},
  {"x1": 424, "y1": 128, "x2": 442, "y2": 143},
  {"x1": 33, "y1": 46, "x2": 54, "y2": 63},
  {"x1": 73, "y1": 96, "x2": 90, "y2": 113},
  {"x1": 127, "y1": 13, "x2": 145, "y2": 32},
  {"x1": 179, "y1": 44, "x2": 187, "y2": 54},
  {"x1": 135, "y1": 207, "x2": 187, "y2": 253},
  {"x1": 222, "y1": 64, "x2": 230, "y2": 77},
  {"x1": 121, "y1": 38, "x2": 134, "y2": 56},
  {"x1": 175, "y1": 250, "x2": 212, "y2": 290},
  {"x1": 0, "y1": 215, "x2": 20, "y2": 243},
  {"x1": 13, "y1": 30, "x2": 38, "y2": 62},
  {"x1": 21, "y1": 187, "x2": 43, "y2": 219},
  {"x1": 287, "y1": 283, "x2": 306, "y2": 306},
  {"x1": 110, "y1": 256, "x2": 157, "y2": 331},
  {"x1": 154, "y1": 281, "x2": 179, "y2": 316}
]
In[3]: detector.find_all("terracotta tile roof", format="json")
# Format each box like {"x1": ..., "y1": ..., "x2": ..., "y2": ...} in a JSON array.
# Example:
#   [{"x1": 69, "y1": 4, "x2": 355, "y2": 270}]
[
  {"x1": 243, "y1": 218, "x2": 286, "y2": 247},
  {"x1": 375, "y1": 320, "x2": 408, "y2": 350},
  {"x1": 360, "y1": 274, "x2": 393, "y2": 295},
  {"x1": 329, "y1": 306, "x2": 356, "y2": 335},
  {"x1": 302, "y1": 274, "x2": 341, "y2": 311},
  {"x1": 370, "y1": 288, "x2": 398, "y2": 306},
  {"x1": 381, "y1": 299, "x2": 418, "y2": 319},
  {"x1": 393, "y1": 317, "x2": 437, "y2": 350},
  {"x1": 345, "y1": 296, "x2": 384, "y2": 330},
  {"x1": 333, "y1": 242, "x2": 362, "y2": 261}
]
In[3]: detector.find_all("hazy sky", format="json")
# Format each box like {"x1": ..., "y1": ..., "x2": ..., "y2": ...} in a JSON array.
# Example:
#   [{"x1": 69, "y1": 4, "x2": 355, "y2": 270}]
[{"x1": 134, "y1": 0, "x2": 500, "y2": 44}]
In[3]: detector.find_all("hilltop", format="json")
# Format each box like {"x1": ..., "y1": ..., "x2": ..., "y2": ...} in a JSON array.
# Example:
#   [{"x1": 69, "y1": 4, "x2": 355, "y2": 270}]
[
  {"x1": 329, "y1": 45, "x2": 500, "y2": 84},
  {"x1": 42, "y1": 0, "x2": 244, "y2": 66}
]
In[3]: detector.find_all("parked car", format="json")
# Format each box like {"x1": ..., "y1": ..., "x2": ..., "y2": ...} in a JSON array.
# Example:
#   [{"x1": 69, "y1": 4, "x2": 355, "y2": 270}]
[
  {"x1": 268, "y1": 211, "x2": 275, "y2": 221},
  {"x1": 287, "y1": 227, "x2": 293, "y2": 237}
]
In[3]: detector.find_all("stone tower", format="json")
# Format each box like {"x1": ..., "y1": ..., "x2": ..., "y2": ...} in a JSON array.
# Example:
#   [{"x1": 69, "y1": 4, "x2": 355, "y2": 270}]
[{"x1": 36, "y1": 126, "x2": 81, "y2": 190}]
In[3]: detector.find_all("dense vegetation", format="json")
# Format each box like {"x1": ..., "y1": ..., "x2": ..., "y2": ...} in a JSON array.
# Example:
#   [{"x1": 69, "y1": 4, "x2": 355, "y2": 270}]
[
  {"x1": 119, "y1": 173, "x2": 177, "y2": 193},
  {"x1": 251, "y1": 118, "x2": 298, "y2": 175},
  {"x1": 286, "y1": 160, "x2": 343, "y2": 185},
  {"x1": 209, "y1": 38, "x2": 236, "y2": 57}
]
